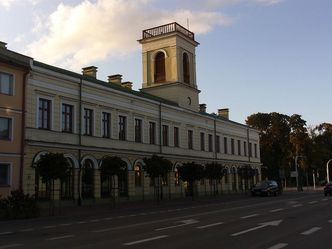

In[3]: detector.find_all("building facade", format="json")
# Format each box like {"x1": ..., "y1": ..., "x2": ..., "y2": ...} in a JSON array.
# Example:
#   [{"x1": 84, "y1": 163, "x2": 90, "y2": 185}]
[
  {"x1": 1, "y1": 23, "x2": 261, "y2": 203},
  {"x1": 0, "y1": 42, "x2": 31, "y2": 197}
]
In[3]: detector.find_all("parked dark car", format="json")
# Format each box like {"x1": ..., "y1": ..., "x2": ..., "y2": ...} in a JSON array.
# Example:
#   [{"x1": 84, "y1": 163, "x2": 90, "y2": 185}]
[
  {"x1": 251, "y1": 180, "x2": 280, "y2": 196},
  {"x1": 324, "y1": 182, "x2": 332, "y2": 196}
]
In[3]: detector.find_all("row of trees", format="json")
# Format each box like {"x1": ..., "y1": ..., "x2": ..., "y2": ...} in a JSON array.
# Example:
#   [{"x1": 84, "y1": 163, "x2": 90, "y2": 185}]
[{"x1": 246, "y1": 112, "x2": 332, "y2": 189}]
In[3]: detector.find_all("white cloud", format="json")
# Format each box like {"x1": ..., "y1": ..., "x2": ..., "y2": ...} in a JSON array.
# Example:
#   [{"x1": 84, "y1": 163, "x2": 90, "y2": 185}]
[
  {"x1": 27, "y1": 0, "x2": 234, "y2": 71},
  {"x1": 252, "y1": 0, "x2": 283, "y2": 5},
  {"x1": 0, "y1": 0, "x2": 42, "y2": 9}
]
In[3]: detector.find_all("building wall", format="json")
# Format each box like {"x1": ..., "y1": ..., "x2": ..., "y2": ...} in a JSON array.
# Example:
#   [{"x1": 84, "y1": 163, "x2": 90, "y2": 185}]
[
  {"x1": 23, "y1": 62, "x2": 261, "y2": 203},
  {"x1": 0, "y1": 62, "x2": 26, "y2": 197}
]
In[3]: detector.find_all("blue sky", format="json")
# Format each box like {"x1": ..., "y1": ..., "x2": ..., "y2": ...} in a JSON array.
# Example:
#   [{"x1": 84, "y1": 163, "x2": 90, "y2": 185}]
[{"x1": 1, "y1": 0, "x2": 331, "y2": 127}]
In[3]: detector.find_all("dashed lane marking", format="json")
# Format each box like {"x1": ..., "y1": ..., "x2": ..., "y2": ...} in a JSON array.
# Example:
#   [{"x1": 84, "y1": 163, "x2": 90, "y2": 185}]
[
  {"x1": 241, "y1": 214, "x2": 259, "y2": 219},
  {"x1": 123, "y1": 235, "x2": 169, "y2": 246},
  {"x1": 0, "y1": 244, "x2": 23, "y2": 249},
  {"x1": 292, "y1": 204, "x2": 303, "y2": 208},
  {"x1": 0, "y1": 232, "x2": 13, "y2": 235},
  {"x1": 267, "y1": 243, "x2": 288, "y2": 249},
  {"x1": 270, "y1": 208, "x2": 284, "y2": 213},
  {"x1": 42, "y1": 225, "x2": 56, "y2": 229},
  {"x1": 301, "y1": 227, "x2": 321, "y2": 235},
  {"x1": 46, "y1": 235, "x2": 74, "y2": 241},
  {"x1": 308, "y1": 201, "x2": 318, "y2": 204},
  {"x1": 196, "y1": 222, "x2": 224, "y2": 229}
]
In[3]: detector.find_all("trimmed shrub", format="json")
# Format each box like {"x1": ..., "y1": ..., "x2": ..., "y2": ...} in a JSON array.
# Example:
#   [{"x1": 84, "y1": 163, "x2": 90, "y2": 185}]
[{"x1": 0, "y1": 190, "x2": 39, "y2": 220}]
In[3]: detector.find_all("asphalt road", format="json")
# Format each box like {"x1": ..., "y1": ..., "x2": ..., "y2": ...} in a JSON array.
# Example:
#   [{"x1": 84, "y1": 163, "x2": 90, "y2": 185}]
[{"x1": 0, "y1": 192, "x2": 331, "y2": 249}]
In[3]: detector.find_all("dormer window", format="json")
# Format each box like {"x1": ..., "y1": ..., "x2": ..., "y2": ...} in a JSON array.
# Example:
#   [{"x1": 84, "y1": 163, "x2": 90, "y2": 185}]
[
  {"x1": 154, "y1": 52, "x2": 165, "y2": 83},
  {"x1": 183, "y1": 52, "x2": 190, "y2": 84}
]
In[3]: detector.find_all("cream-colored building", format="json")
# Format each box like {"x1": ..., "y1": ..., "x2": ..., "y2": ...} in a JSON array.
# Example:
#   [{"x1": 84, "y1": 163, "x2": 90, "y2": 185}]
[
  {"x1": 0, "y1": 42, "x2": 31, "y2": 197},
  {"x1": 4, "y1": 23, "x2": 261, "y2": 203}
]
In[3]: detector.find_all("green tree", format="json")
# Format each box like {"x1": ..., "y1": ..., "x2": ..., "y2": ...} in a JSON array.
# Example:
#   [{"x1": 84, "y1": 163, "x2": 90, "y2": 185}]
[
  {"x1": 204, "y1": 163, "x2": 225, "y2": 195},
  {"x1": 99, "y1": 156, "x2": 127, "y2": 206},
  {"x1": 143, "y1": 155, "x2": 172, "y2": 202},
  {"x1": 177, "y1": 162, "x2": 204, "y2": 199},
  {"x1": 34, "y1": 153, "x2": 70, "y2": 215}
]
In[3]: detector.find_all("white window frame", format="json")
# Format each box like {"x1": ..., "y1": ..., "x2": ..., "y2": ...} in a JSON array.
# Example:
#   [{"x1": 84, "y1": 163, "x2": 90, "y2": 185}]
[
  {"x1": 0, "y1": 162, "x2": 12, "y2": 186},
  {"x1": 101, "y1": 110, "x2": 112, "y2": 138},
  {"x1": 134, "y1": 117, "x2": 144, "y2": 143},
  {"x1": 0, "y1": 116, "x2": 14, "y2": 141},
  {"x1": 118, "y1": 113, "x2": 128, "y2": 141},
  {"x1": 0, "y1": 70, "x2": 15, "y2": 96},
  {"x1": 82, "y1": 106, "x2": 96, "y2": 136},
  {"x1": 36, "y1": 95, "x2": 54, "y2": 130},
  {"x1": 60, "y1": 100, "x2": 77, "y2": 134}
]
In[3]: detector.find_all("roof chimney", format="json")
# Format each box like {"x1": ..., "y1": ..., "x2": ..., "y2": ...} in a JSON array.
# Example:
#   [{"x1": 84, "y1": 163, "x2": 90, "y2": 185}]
[
  {"x1": 82, "y1": 66, "x2": 97, "y2": 78},
  {"x1": 108, "y1": 74, "x2": 122, "y2": 85},
  {"x1": 0, "y1": 41, "x2": 7, "y2": 49},
  {"x1": 199, "y1": 104, "x2": 207, "y2": 113},
  {"x1": 218, "y1": 108, "x2": 229, "y2": 119},
  {"x1": 121, "y1": 81, "x2": 133, "y2": 90}
]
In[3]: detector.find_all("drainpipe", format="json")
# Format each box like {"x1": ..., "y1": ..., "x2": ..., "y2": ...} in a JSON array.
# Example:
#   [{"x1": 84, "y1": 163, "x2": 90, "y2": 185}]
[
  {"x1": 159, "y1": 102, "x2": 162, "y2": 154},
  {"x1": 213, "y1": 116, "x2": 217, "y2": 161},
  {"x1": 19, "y1": 70, "x2": 29, "y2": 191},
  {"x1": 77, "y1": 77, "x2": 83, "y2": 206},
  {"x1": 247, "y1": 128, "x2": 251, "y2": 163}
]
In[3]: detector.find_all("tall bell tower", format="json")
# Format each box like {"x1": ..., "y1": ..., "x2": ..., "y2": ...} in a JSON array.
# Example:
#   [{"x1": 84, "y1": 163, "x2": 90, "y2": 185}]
[{"x1": 138, "y1": 22, "x2": 200, "y2": 112}]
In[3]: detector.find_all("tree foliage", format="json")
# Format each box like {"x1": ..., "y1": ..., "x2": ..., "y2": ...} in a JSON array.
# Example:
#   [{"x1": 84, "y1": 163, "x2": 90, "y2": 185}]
[
  {"x1": 143, "y1": 155, "x2": 172, "y2": 178},
  {"x1": 34, "y1": 153, "x2": 70, "y2": 183},
  {"x1": 205, "y1": 163, "x2": 225, "y2": 181},
  {"x1": 99, "y1": 156, "x2": 127, "y2": 177},
  {"x1": 177, "y1": 162, "x2": 204, "y2": 183},
  {"x1": 247, "y1": 112, "x2": 332, "y2": 185}
]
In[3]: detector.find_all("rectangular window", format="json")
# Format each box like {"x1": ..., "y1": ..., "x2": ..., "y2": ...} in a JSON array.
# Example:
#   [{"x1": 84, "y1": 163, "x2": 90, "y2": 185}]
[
  {"x1": 238, "y1": 140, "x2": 241, "y2": 156},
  {"x1": 102, "y1": 112, "x2": 111, "y2": 138},
  {"x1": 0, "y1": 163, "x2": 10, "y2": 186},
  {"x1": 0, "y1": 72, "x2": 13, "y2": 95},
  {"x1": 162, "y1": 125, "x2": 169, "y2": 146},
  {"x1": 244, "y1": 141, "x2": 247, "y2": 156},
  {"x1": 249, "y1": 142, "x2": 253, "y2": 157},
  {"x1": 0, "y1": 117, "x2": 12, "y2": 140},
  {"x1": 215, "y1": 135, "x2": 220, "y2": 153},
  {"x1": 208, "y1": 134, "x2": 213, "y2": 152},
  {"x1": 200, "y1": 132, "x2": 205, "y2": 151},
  {"x1": 231, "y1": 138, "x2": 235, "y2": 155},
  {"x1": 135, "y1": 118, "x2": 142, "y2": 143},
  {"x1": 174, "y1": 127, "x2": 179, "y2": 147},
  {"x1": 83, "y1": 108, "x2": 93, "y2": 136},
  {"x1": 224, "y1": 137, "x2": 228, "y2": 154},
  {"x1": 119, "y1": 115, "x2": 126, "y2": 140},
  {"x1": 38, "y1": 98, "x2": 51, "y2": 129},
  {"x1": 62, "y1": 104, "x2": 73, "y2": 133},
  {"x1": 254, "y1": 143, "x2": 258, "y2": 158},
  {"x1": 149, "y1": 122, "x2": 156, "y2": 144},
  {"x1": 188, "y1": 130, "x2": 193, "y2": 149}
]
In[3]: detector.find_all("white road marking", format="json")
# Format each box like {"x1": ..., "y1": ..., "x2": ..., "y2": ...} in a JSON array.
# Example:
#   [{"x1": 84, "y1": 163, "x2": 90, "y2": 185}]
[
  {"x1": 19, "y1": 228, "x2": 34, "y2": 232},
  {"x1": 89, "y1": 219, "x2": 100, "y2": 222},
  {"x1": 104, "y1": 217, "x2": 113, "y2": 220},
  {"x1": 322, "y1": 198, "x2": 328, "y2": 201},
  {"x1": 270, "y1": 208, "x2": 284, "y2": 213},
  {"x1": 292, "y1": 204, "x2": 303, "y2": 208},
  {"x1": 308, "y1": 201, "x2": 318, "y2": 204},
  {"x1": 241, "y1": 214, "x2": 259, "y2": 219},
  {"x1": 129, "y1": 214, "x2": 137, "y2": 217},
  {"x1": 77, "y1": 221, "x2": 87, "y2": 224},
  {"x1": 231, "y1": 220, "x2": 283, "y2": 237},
  {"x1": 0, "y1": 232, "x2": 13, "y2": 235},
  {"x1": 267, "y1": 243, "x2": 288, "y2": 249},
  {"x1": 117, "y1": 216, "x2": 125, "y2": 219},
  {"x1": 155, "y1": 219, "x2": 199, "y2": 231},
  {"x1": 59, "y1": 223, "x2": 72, "y2": 226},
  {"x1": 124, "y1": 235, "x2": 168, "y2": 246},
  {"x1": 301, "y1": 227, "x2": 321, "y2": 235},
  {"x1": 329, "y1": 220, "x2": 332, "y2": 223},
  {"x1": 196, "y1": 222, "x2": 224, "y2": 229},
  {"x1": 0, "y1": 244, "x2": 23, "y2": 249},
  {"x1": 92, "y1": 228, "x2": 111, "y2": 233},
  {"x1": 42, "y1": 225, "x2": 56, "y2": 229},
  {"x1": 46, "y1": 235, "x2": 74, "y2": 241}
]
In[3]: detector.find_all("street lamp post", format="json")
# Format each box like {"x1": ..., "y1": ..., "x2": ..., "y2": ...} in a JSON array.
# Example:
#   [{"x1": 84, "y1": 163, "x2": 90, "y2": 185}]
[{"x1": 327, "y1": 159, "x2": 332, "y2": 183}]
